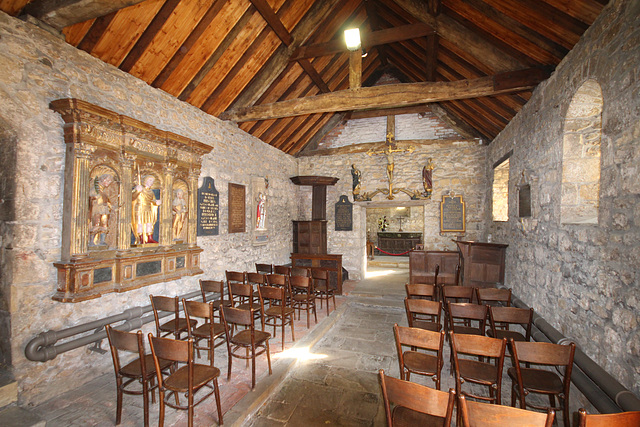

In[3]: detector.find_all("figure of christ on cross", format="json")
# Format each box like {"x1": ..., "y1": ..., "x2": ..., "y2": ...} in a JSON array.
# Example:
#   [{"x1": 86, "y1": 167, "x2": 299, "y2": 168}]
[{"x1": 367, "y1": 132, "x2": 415, "y2": 198}]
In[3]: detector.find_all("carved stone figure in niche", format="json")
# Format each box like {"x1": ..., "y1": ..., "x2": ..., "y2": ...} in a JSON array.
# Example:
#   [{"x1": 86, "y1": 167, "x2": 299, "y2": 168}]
[
  {"x1": 89, "y1": 172, "x2": 117, "y2": 246},
  {"x1": 132, "y1": 175, "x2": 161, "y2": 244},
  {"x1": 256, "y1": 192, "x2": 266, "y2": 230},
  {"x1": 423, "y1": 158, "x2": 434, "y2": 196},
  {"x1": 172, "y1": 188, "x2": 187, "y2": 240},
  {"x1": 351, "y1": 164, "x2": 361, "y2": 196}
]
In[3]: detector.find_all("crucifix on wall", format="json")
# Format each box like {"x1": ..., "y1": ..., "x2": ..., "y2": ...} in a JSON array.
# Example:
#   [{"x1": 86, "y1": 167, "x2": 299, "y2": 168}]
[{"x1": 353, "y1": 115, "x2": 433, "y2": 201}]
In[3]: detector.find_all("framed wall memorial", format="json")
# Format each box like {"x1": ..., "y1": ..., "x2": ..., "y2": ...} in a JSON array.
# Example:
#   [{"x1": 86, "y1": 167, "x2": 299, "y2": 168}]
[
  {"x1": 228, "y1": 183, "x2": 246, "y2": 233},
  {"x1": 440, "y1": 193, "x2": 466, "y2": 233}
]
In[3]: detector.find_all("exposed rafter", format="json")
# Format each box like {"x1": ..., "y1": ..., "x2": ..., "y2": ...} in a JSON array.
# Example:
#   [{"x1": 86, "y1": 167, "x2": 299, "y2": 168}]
[{"x1": 220, "y1": 67, "x2": 551, "y2": 122}]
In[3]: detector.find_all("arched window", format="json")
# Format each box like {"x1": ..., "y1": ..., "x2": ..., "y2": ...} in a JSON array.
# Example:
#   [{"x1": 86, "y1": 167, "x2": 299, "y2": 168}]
[{"x1": 561, "y1": 80, "x2": 602, "y2": 224}]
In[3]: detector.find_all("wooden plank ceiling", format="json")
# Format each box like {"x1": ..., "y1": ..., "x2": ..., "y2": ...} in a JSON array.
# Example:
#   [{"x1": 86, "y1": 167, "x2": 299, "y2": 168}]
[{"x1": 3, "y1": 0, "x2": 607, "y2": 155}]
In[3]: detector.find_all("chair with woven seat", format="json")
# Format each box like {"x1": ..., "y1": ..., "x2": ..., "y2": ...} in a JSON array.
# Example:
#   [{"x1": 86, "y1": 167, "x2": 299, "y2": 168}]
[
  {"x1": 458, "y1": 394, "x2": 554, "y2": 427},
  {"x1": 508, "y1": 340, "x2": 576, "y2": 427},
  {"x1": 405, "y1": 283, "x2": 437, "y2": 300},
  {"x1": 150, "y1": 295, "x2": 196, "y2": 339},
  {"x1": 450, "y1": 332, "x2": 507, "y2": 408},
  {"x1": 393, "y1": 324, "x2": 445, "y2": 389},
  {"x1": 220, "y1": 305, "x2": 272, "y2": 389},
  {"x1": 199, "y1": 279, "x2": 231, "y2": 322},
  {"x1": 577, "y1": 408, "x2": 640, "y2": 427},
  {"x1": 148, "y1": 335, "x2": 223, "y2": 427},
  {"x1": 404, "y1": 298, "x2": 442, "y2": 332},
  {"x1": 312, "y1": 268, "x2": 335, "y2": 316},
  {"x1": 255, "y1": 263, "x2": 273, "y2": 274},
  {"x1": 379, "y1": 369, "x2": 455, "y2": 427},
  {"x1": 105, "y1": 325, "x2": 173, "y2": 427},
  {"x1": 182, "y1": 299, "x2": 226, "y2": 366},
  {"x1": 289, "y1": 275, "x2": 317, "y2": 328},
  {"x1": 488, "y1": 306, "x2": 533, "y2": 343},
  {"x1": 258, "y1": 284, "x2": 295, "y2": 350}
]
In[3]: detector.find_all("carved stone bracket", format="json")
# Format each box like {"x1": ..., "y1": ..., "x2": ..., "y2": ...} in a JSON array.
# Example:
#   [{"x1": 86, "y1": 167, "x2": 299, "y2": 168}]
[{"x1": 50, "y1": 98, "x2": 212, "y2": 302}]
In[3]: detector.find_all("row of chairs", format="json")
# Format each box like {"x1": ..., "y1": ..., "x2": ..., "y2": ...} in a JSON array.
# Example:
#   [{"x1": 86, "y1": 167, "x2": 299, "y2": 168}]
[
  {"x1": 394, "y1": 322, "x2": 576, "y2": 423},
  {"x1": 255, "y1": 263, "x2": 337, "y2": 316},
  {"x1": 380, "y1": 369, "x2": 640, "y2": 426}
]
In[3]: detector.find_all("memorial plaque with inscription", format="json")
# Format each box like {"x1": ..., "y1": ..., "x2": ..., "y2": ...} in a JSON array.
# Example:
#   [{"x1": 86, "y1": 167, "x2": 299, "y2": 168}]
[
  {"x1": 334, "y1": 195, "x2": 353, "y2": 231},
  {"x1": 197, "y1": 177, "x2": 219, "y2": 236},
  {"x1": 228, "y1": 183, "x2": 246, "y2": 233},
  {"x1": 440, "y1": 195, "x2": 466, "y2": 232}
]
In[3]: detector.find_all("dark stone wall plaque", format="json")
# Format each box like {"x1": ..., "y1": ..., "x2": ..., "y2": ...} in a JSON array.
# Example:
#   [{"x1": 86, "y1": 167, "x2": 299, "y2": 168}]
[
  {"x1": 440, "y1": 195, "x2": 466, "y2": 232},
  {"x1": 335, "y1": 195, "x2": 353, "y2": 231},
  {"x1": 197, "y1": 177, "x2": 219, "y2": 236},
  {"x1": 229, "y1": 183, "x2": 246, "y2": 233}
]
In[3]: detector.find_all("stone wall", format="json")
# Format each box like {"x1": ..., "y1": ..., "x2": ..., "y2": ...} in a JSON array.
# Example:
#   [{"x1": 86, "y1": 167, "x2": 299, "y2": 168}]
[
  {"x1": 0, "y1": 12, "x2": 297, "y2": 404},
  {"x1": 299, "y1": 118, "x2": 488, "y2": 279},
  {"x1": 485, "y1": 0, "x2": 640, "y2": 398}
]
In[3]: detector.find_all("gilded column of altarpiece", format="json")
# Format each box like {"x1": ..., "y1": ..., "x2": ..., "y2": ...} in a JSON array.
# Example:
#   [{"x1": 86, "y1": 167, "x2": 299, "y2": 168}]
[{"x1": 51, "y1": 99, "x2": 212, "y2": 302}]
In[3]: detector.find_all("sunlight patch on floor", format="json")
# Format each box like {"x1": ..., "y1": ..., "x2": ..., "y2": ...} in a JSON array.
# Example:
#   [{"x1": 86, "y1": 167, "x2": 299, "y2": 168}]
[
  {"x1": 364, "y1": 269, "x2": 396, "y2": 278},
  {"x1": 273, "y1": 346, "x2": 327, "y2": 361}
]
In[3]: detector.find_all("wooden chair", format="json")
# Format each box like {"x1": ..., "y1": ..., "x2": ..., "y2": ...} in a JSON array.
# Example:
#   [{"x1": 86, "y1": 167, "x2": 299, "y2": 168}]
[
  {"x1": 488, "y1": 306, "x2": 533, "y2": 343},
  {"x1": 458, "y1": 394, "x2": 555, "y2": 427},
  {"x1": 476, "y1": 287, "x2": 512, "y2": 307},
  {"x1": 255, "y1": 263, "x2": 273, "y2": 274},
  {"x1": 220, "y1": 305, "x2": 272, "y2": 389},
  {"x1": 150, "y1": 295, "x2": 195, "y2": 339},
  {"x1": 105, "y1": 325, "x2": 172, "y2": 427},
  {"x1": 258, "y1": 284, "x2": 295, "y2": 350},
  {"x1": 312, "y1": 268, "x2": 335, "y2": 316},
  {"x1": 266, "y1": 273, "x2": 290, "y2": 289},
  {"x1": 289, "y1": 275, "x2": 317, "y2": 328},
  {"x1": 441, "y1": 286, "x2": 476, "y2": 332},
  {"x1": 148, "y1": 335, "x2": 223, "y2": 427},
  {"x1": 404, "y1": 298, "x2": 442, "y2": 332},
  {"x1": 447, "y1": 302, "x2": 487, "y2": 336},
  {"x1": 405, "y1": 283, "x2": 437, "y2": 300},
  {"x1": 182, "y1": 299, "x2": 226, "y2": 366},
  {"x1": 379, "y1": 369, "x2": 455, "y2": 427},
  {"x1": 508, "y1": 340, "x2": 576, "y2": 427},
  {"x1": 246, "y1": 272, "x2": 267, "y2": 305},
  {"x1": 290, "y1": 266, "x2": 311, "y2": 277},
  {"x1": 225, "y1": 270, "x2": 247, "y2": 304},
  {"x1": 227, "y1": 278, "x2": 263, "y2": 329},
  {"x1": 273, "y1": 265, "x2": 291, "y2": 276},
  {"x1": 199, "y1": 279, "x2": 231, "y2": 322},
  {"x1": 393, "y1": 324, "x2": 445, "y2": 389},
  {"x1": 450, "y1": 332, "x2": 507, "y2": 407},
  {"x1": 577, "y1": 408, "x2": 640, "y2": 427}
]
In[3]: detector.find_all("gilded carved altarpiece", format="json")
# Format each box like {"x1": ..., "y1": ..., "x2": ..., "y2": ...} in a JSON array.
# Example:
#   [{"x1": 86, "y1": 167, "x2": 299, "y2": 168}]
[{"x1": 51, "y1": 99, "x2": 212, "y2": 302}]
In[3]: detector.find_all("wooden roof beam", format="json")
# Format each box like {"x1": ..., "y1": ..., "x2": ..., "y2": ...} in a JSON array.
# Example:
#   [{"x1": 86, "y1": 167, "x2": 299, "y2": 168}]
[
  {"x1": 290, "y1": 23, "x2": 435, "y2": 61},
  {"x1": 220, "y1": 66, "x2": 551, "y2": 122},
  {"x1": 250, "y1": 0, "x2": 293, "y2": 46},
  {"x1": 20, "y1": 0, "x2": 146, "y2": 30}
]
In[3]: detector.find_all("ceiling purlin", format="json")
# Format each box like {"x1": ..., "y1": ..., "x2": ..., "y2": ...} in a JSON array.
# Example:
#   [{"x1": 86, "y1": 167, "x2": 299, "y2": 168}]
[
  {"x1": 76, "y1": 11, "x2": 116, "y2": 53},
  {"x1": 462, "y1": 0, "x2": 568, "y2": 61},
  {"x1": 20, "y1": 0, "x2": 146, "y2": 29},
  {"x1": 442, "y1": 4, "x2": 538, "y2": 67},
  {"x1": 444, "y1": 0, "x2": 558, "y2": 65},
  {"x1": 178, "y1": 5, "x2": 256, "y2": 102},
  {"x1": 118, "y1": 0, "x2": 181, "y2": 73},
  {"x1": 151, "y1": 0, "x2": 227, "y2": 88},
  {"x1": 453, "y1": 98, "x2": 504, "y2": 135},
  {"x1": 392, "y1": 0, "x2": 524, "y2": 72},
  {"x1": 483, "y1": 0, "x2": 587, "y2": 49},
  {"x1": 226, "y1": 0, "x2": 344, "y2": 112},
  {"x1": 538, "y1": 0, "x2": 603, "y2": 24}
]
